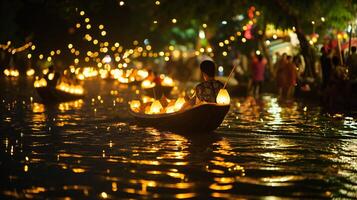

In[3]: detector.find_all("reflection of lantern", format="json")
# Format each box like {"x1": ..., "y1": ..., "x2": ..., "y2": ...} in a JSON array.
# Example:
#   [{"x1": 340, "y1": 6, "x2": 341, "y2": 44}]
[
  {"x1": 174, "y1": 97, "x2": 185, "y2": 111},
  {"x1": 149, "y1": 100, "x2": 163, "y2": 114},
  {"x1": 216, "y1": 89, "x2": 230, "y2": 105},
  {"x1": 129, "y1": 100, "x2": 141, "y2": 112},
  {"x1": 162, "y1": 76, "x2": 174, "y2": 86},
  {"x1": 141, "y1": 80, "x2": 156, "y2": 89}
]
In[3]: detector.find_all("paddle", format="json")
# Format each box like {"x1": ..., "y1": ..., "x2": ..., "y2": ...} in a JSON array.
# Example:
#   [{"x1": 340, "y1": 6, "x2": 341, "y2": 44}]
[{"x1": 222, "y1": 64, "x2": 237, "y2": 89}]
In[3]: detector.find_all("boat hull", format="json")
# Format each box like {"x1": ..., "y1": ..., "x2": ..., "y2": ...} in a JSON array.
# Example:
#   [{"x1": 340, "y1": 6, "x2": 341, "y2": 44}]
[
  {"x1": 130, "y1": 103, "x2": 230, "y2": 133},
  {"x1": 36, "y1": 87, "x2": 84, "y2": 103}
]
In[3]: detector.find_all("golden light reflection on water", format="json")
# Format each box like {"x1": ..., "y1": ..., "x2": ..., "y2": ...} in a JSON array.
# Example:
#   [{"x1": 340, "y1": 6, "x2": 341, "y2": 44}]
[
  {"x1": 72, "y1": 168, "x2": 86, "y2": 173},
  {"x1": 58, "y1": 99, "x2": 84, "y2": 111},
  {"x1": 209, "y1": 183, "x2": 233, "y2": 191},
  {"x1": 175, "y1": 193, "x2": 196, "y2": 199},
  {"x1": 32, "y1": 103, "x2": 45, "y2": 113}
]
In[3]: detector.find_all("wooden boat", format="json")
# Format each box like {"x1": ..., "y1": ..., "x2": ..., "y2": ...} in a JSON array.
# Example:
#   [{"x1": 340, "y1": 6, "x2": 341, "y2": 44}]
[
  {"x1": 129, "y1": 103, "x2": 230, "y2": 133},
  {"x1": 36, "y1": 86, "x2": 84, "y2": 103}
]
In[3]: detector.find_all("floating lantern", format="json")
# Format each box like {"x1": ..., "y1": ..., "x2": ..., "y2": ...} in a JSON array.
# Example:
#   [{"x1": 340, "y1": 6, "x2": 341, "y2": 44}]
[
  {"x1": 3, "y1": 69, "x2": 10, "y2": 76},
  {"x1": 141, "y1": 80, "x2": 156, "y2": 89},
  {"x1": 26, "y1": 69, "x2": 35, "y2": 76},
  {"x1": 137, "y1": 69, "x2": 149, "y2": 79},
  {"x1": 129, "y1": 100, "x2": 141, "y2": 112},
  {"x1": 161, "y1": 76, "x2": 174, "y2": 86},
  {"x1": 34, "y1": 78, "x2": 47, "y2": 88},
  {"x1": 216, "y1": 89, "x2": 230, "y2": 105},
  {"x1": 149, "y1": 100, "x2": 163, "y2": 114},
  {"x1": 118, "y1": 77, "x2": 129, "y2": 83},
  {"x1": 3, "y1": 69, "x2": 19, "y2": 77},
  {"x1": 42, "y1": 68, "x2": 49, "y2": 75},
  {"x1": 48, "y1": 73, "x2": 55, "y2": 80}
]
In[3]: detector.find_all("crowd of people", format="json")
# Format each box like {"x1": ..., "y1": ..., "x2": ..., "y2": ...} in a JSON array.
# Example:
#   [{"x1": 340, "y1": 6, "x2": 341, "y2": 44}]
[
  {"x1": 230, "y1": 45, "x2": 357, "y2": 107},
  {"x1": 320, "y1": 46, "x2": 357, "y2": 109},
  {"x1": 232, "y1": 51, "x2": 299, "y2": 101}
]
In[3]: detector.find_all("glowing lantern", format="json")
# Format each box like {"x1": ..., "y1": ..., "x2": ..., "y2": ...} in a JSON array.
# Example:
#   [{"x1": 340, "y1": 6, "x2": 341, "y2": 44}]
[
  {"x1": 161, "y1": 76, "x2": 174, "y2": 86},
  {"x1": 142, "y1": 96, "x2": 154, "y2": 103},
  {"x1": 42, "y1": 68, "x2": 49, "y2": 75},
  {"x1": 118, "y1": 77, "x2": 129, "y2": 83},
  {"x1": 48, "y1": 73, "x2": 55, "y2": 80},
  {"x1": 3, "y1": 69, "x2": 10, "y2": 76},
  {"x1": 141, "y1": 80, "x2": 156, "y2": 89},
  {"x1": 165, "y1": 106, "x2": 176, "y2": 113},
  {"x1": 216, "y1": 89, "x2": 230, "y2": 105},
  {"x1": 174, "y1": 97, "x2": 185, "y2": 111},
  {"x1": 137, "y1": 69, "x2": 149, "y2": 79},
  {"x1": 34, "y1": 78, "x2": 47, "y2": 88},
  {"x1": 129, "y1": 100, "x2": 141, "y2": 112},
  {"x1": 149, "y1": 100, "x2": 163, "y2": 114},
  {"x1": 26, "y1": 69, "x2": 35, "y2": 76}
]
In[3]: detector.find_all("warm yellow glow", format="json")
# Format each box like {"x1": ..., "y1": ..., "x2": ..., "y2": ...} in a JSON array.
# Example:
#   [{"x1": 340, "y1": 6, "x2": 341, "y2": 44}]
[
  {"x1": 4, "y1": 69, "x2": 20, "y2": 77},
  {"x1": 100, "y1": 192, "x2": 108, "y2": 199},
  {"x1": 72, "y1": 168, "x2": 85, "y2": 173},
  {"x1": 142, "y1": 96, "x2": 154, "y2": 103},
  {"x1": 56, "y1": 82, "x2": 84, "y2": 95},
  {"x1": 137, "y1": 69, "x2": 149, "y2": 79},
  {"x1": 48, "y1": 73, "x2": 55, "y2": 80},
  {"x1": 174, "y1": 97, "x2": 185, "y2": 111},
  {"x1": 26, "y1": 69, "x2": 35, "y2": 76},
  {"x1": 141, "y1": 80, "x2": 156, "y2": 89},
  {"x1": 161, "y1": 76, "x2": 174, "y2": 86},
  {"x1": 149, "y1": 100, "x2": 163, "y2": 114},
  {"x1": 216, "y1": 89, "x2": 230, "y2": 105},
  {"x1": 34, "y1": 78, "x2": 47, "y2": 88},
  {"x1": 129, "y1": 100, "x2": 141, "y2": 112}
]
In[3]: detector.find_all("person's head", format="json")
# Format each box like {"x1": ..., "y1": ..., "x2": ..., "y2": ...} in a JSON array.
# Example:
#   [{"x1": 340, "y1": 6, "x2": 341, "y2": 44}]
[
  {"x1": 352, "y1": 46, "x2": 356, "y2": 53},
  {"x1": 281, "y1": 53, "x2": 287, "y2": 60},
  {"x1": 286, "y1": 55, "x2": 293, "y2": 62},
  {"x1": 200, "y1": 60, "x2": 216, "y2": 80},
  {"x1": 257, "y1": 54, "x2": 263, "y2": 62}
]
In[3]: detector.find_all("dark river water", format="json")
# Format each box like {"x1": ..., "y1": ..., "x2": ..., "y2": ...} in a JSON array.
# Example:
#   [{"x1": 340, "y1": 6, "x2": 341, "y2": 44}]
[{"x1": 1, "y1": 77, "x2": 356, "y2": 199}]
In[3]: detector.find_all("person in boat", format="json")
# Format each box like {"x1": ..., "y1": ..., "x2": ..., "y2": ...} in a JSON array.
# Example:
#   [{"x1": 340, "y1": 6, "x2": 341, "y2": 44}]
[
  {"x1": 189, "y1": 60, "x2": 224, "y2": 104},
  {"x1": 45, "y1": 65, "x2": 60, "y2": 87}
]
